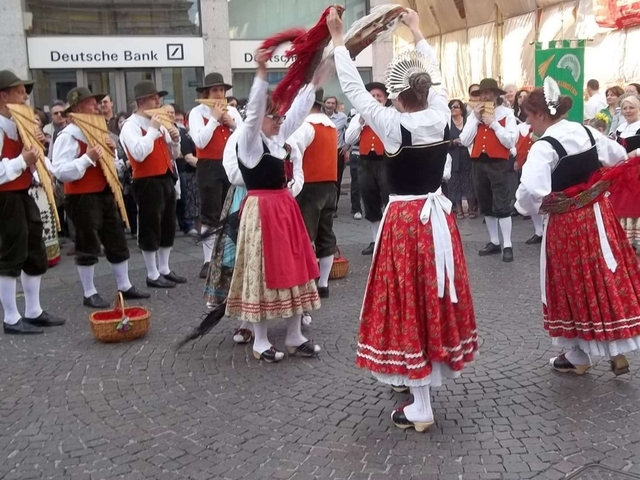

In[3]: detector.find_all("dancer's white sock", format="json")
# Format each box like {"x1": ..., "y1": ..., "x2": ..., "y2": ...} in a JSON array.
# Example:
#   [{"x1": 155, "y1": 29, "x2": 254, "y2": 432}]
[
  {"x1": 110, "y1": 261, "x2": 132, "y2": 291},
  {"x1": 485, "y1": 216, "x2": 500, "y2": 245},
  {"x1": 158, "y1": 247, "x2": 172, "y2": 276},
  {"x1": 318, "y1": 256, "x2": 333, "y2": 288},
  {"x1": 285, "y1": 314, "x2": 308, "y2": 348},
  {"x1": 142, "y1": 251, "x2": 160, "y2": 280},
  {"x1": 565, "y1": 346, "x2": 591, "y2": 365},
  {"x1": 201, "y1": 226, "x2": 213, "y2": 264},
  {"x1": 370, "y1": 221, "x2": 380, "y2": 243},
  {"x1": 77, "y1": 265, "x2": 98, "y2": 297},
  {"x1": 532, "y1": 214, "x2": 544, "y2": 237},
  {"x1": 0, "y1": 276, "x2": 20, "y2": 325},
  {"x1": 499, "y1": 217, "x2": 513, "y2": 248},
  {"x1": 21, "y1": 272, "x2": 43, "y2": 319},
  {"x1": 404, "y1": 385, "x2": 434, "y2": 423},
  {"x1": 252, "y1": 320, "x2": 273, "y2": 354}
]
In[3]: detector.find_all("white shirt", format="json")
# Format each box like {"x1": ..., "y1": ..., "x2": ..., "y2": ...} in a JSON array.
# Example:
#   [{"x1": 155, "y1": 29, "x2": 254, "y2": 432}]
[
  {"x1": 0, "y1": 114, "x2": 27, "y2": 186},
  {"x1": 188, "y1": 103, "x2": 243, "y2": 151},
  {"x1": 287, "y1": 113, "x2": 337, "y2": 159},
  {"x1": 344, "y1": 114, "x2": 365, "y2": 146},
  {"x1": 459, "y1": 104, "x2": 518, "y2": 151},
  {"x1": 515, "y1": 120, "x2": 627, "y2": 215},
  {"x1": 584, "y1": 92, "x2": 607, "y2": 121},
  {"x1": 119, "y1": 113, "x2": 181, "y2": 163},
  {"x1": 50, "y1": 124, "x2": 96, "y2": 183},
  {"x1": 334, "y1": 40, "x2": 450, "y2": 153},
  {"x1": 615, "y1": 119, "x2": 640, "y2": 156}
]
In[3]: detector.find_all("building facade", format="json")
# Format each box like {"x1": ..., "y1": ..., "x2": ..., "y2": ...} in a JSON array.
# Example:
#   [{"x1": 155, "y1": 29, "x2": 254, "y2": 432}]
[{"x1": 1, "y1": 0, "x2": 392, "y2": 114}]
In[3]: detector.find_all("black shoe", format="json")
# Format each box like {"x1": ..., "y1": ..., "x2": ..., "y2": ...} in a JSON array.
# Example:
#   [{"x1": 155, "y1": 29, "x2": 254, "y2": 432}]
[
  {"x1": 23, "y1": 311, "x2": 66, "y2": 327},
  {"x1": 478, "y1": 242, "x2": 501, "y2": 257},
  {"x1": 333, "y1": 212, "x2": 339, "y2": 218},
  {"x1": 252, "y1": 346, "x2": 284, "y2": 363},
  {"x1": 526, "y1": 234, "x2": 543, "y2": 245},
  {"x1": 391, "y1": 385, "x2": 410, "y2": 393},
  {"x1": 120, "y1": 286, "x2": 151, "y2": 300},
  {"x1": 550, "y1": 353, "x2": 591, "y2": 375},
  {"x1": 391, "y1": 408, "x2": 434, "y2": 433},
  {"x1": 286, "y1": 341, "x2": 321, "y2": 357},
  {"x1": 4, "y1": 319, "x2": 44, "y2": 335},
  {"x1": 199, "y1": 262, "x2": 210, "y2": 279},
  {"x1": 502, "y1": 247, "x2": 514, "y2": 263},
  {"x1": 162, "y1": 271, "x2": 187, "y2": 284},
  {"x1": 146, "y1": 276, "x2": 176, "y2": 288},
  {"x1": 318, "y1": 286, "x2": 329, "y2": 298},
  {"x1": 83, "y1": 293, "x2": 110, "y2": 309},
  {"x1": 522, "y1": 215, "x2": 531, "y2": 220},
  {"x1": 362, "y1": 242, "x2": 375, "y2": 255}
]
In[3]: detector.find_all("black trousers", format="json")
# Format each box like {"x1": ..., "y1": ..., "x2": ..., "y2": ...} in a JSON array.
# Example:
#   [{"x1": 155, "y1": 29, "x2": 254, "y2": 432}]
[
  {"x1": 349, "y1": 153, "x2": 362, "y2": 214},
  {"x1": 197, "y1": 160, "x2": 230, "y2": 227},
  {"x1": 66, "y1": 190, "x2": 130, "y2": 266},
  {"x1": 296, "y1": 182, "x2": 338, "y2": 259},
  {"x1": 124, "y1": 193, "x2": 138, "y2": 236},
  {"x1": 335, "y1": 149, "x2": 346, "y2": 210},
  {"x1": 132, "y1": 174, "x2": 176, "y2": 252},
  {"x1": 358, "y1": 155, "x2": 389, "y2": 223},
  {"x1": 0, "y1": 190, "x2": 47, "y2": 278},
  {"x1": 471, "y1": 159, "x2": 514, "y2": 218}
]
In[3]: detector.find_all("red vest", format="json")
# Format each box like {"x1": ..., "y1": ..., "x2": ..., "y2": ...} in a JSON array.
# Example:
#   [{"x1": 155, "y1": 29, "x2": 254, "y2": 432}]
[
  {"x1": 195, "y1": 117, "x2": 231, "y2": 160},
  {"x1": 0, "y1": 132, "x2": 31, "y2": 192},
  {"x1": 127, "y1": 128, "x2": 174, "y2": 179},
  {"x1": 470, "y1": 118, "x2": 510, "y2": 160},
  {"x1": 359, "y1": 125, "x2": 384, "y2": 156},
  {"x1": 515, "y1": 129, "x2": 534, "y2": 169},
  {"x1": 302, "y1": 124, "x2": 338, "y2": 183},
  {"x1": 64, "y1": 139, "x2": 108, "y2": 195}
]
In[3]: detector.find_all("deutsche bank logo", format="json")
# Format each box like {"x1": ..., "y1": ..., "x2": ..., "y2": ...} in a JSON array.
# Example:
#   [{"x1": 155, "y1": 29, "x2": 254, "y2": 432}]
[{"x1": 167, "y1": 44, "x2": 184, "y2": 61}]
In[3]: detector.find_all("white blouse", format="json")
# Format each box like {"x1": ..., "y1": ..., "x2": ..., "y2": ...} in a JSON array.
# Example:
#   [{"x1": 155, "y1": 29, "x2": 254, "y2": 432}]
[
  {"x1": 515, "y1": 119, "x2": 628, "y2": 216},
  {"x1": 615, "y1": 119, "x2": 640, "y2": 156},
  {"x1": 119, "y1": 113, "x2": 181, "y2": 163},
  {"x1": 0, "y1": 115, "x2": 27, "y2": 186},
  {"x1": 188, "y1": 103, "x2": 243, "y2": 150}
]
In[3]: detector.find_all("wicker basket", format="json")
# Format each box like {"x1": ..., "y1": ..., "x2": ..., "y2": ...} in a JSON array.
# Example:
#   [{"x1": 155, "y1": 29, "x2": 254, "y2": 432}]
[
  {"x1": 89, "y1": 293, "x2": 150, "y2": 343},
  {"x1": 329, "y1": 247, "x2": 349, "y2": 280}
]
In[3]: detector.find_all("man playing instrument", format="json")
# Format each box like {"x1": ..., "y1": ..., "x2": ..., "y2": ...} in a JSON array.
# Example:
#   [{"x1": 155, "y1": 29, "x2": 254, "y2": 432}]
[
  {"x1": 0, "y1": 70, "x2": 66, "y2": 334},
  {"x1": 51, "y1": 87, "x2": 150, "y2": 308}
]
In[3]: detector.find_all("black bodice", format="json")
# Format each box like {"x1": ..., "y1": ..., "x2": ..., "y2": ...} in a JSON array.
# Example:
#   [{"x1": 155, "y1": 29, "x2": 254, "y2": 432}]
[
  {"x1": 383, "y1": 125, "x2": 450, "y2": 195},
  {"x1": 237, "y1": 141, "x2": 289, "y2": 191},
  {"x1": 616, "y1": 127, "x2": 640, "y2": 153},
  {"x1": 539, "y1": 126, "x2": 600, "y2": 192}
]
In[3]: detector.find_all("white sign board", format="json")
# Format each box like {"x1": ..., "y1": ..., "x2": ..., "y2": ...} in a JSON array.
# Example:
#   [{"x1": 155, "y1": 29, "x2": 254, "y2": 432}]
[
  {"x1": 229, "y1": 40, "x2": 373, "y2": 70},
  {"x1": 27, "y1": 37, "x2": 204, "y2": 69}
]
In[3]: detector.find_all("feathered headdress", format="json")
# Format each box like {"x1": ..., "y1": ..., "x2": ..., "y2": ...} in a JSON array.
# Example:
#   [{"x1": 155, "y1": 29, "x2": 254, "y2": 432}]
[
  {"x1": 385, "y1": 49, "x2": 441, "y2": 100},
  {"x1": 543, "y1": 76, "x2": 561, "y2": 115},
  {"x1": 260, "y1": 5, "x2": 345, "y2": 114}
]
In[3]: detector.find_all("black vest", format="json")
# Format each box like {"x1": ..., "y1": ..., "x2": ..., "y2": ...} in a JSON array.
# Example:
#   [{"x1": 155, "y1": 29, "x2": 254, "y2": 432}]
[
  {"x1": 237, "y1": 141, "x2": 290, "y2": 191},
  {"x1": 615, "y1": 126, "x2": 640, "y2": 153},
  {"x1": 383, "y1": 125, "x2": 450, "y2": 195},
  {"x1": 539, "y1": 126, "x2": 600, "y2": 192}
]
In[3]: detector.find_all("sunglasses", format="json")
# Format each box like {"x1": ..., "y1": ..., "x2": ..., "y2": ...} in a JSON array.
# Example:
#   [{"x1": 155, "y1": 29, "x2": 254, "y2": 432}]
[{"x1": 266, "y1": 114, "x2": 286, "y2": 122}]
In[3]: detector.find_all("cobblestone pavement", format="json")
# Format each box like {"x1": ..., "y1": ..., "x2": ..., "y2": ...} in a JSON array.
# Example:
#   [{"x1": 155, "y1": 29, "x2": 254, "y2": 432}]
[{"x1": 2, "y1": 198, "x2": 640, "y2": 480}]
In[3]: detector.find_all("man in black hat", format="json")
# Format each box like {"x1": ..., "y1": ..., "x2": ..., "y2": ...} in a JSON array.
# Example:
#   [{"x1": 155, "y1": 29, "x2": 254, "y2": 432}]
[
  {"x1": 288, "y1": 88, "x2": 339, "y2": 298},
  {"x1": 120, "y1": 80, "x2": 186, "y2": 288},
  {"x1": 0, "y1": 69, "x2": 66, "y2": 334},
  {"x1": 51, "y1": 87, "x2": 150, "y2": 308},
  {"x1": 189, "y1": 72, "x2": 243, "y2": 278},
  {"x1": 460, "y1": 77, "x2": 518, "y2": 262},
  {"x1": 344, "y1": 82, "x2": 390, "y2": 255}
]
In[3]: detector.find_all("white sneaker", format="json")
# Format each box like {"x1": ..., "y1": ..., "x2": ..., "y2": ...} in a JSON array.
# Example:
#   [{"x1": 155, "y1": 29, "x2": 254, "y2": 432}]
[{"x1": 354, "y1": 212, "x2": 363, "y2": 220}]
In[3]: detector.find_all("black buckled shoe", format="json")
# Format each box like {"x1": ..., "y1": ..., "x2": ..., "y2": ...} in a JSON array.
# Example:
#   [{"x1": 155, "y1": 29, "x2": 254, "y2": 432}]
[
  {"x1": 199, "y1": 262, "x2": 210, "y2": 279},
  {"x1": 362, "y1": 242, "x2": 375, "y2": 255},
  {"x1": 526, "y1": 234, "x2": 543, "y2": 245},
  {"x1": 162, "y1": 271, "x2": 187, "y2": 284},
  {"x1": 23, "y1": 311, "x2": 66, "y2": 327},
  {"x1": 146, "y1": 276, "x2": 176, "y2": 289},
  {"x1": 4, "y1": 319, "x2": 43, "y2": 335},
  {"x1": 120, "y1": 286, "x2": 151, "y2": 300},
  {"x1": 286, "y1": 341, "x2": 321, "y2": 357},
  {"x1": 318, "y1": 286, "x2": 329, "y2": 298},
  {"x1": 502, "y1": 247, "x2": 514, "y2": 263},
  {"x1": 252, "y1": 346, "x2": 284, "y2": 363},
  {"x1": 550, "y1": 353, "x2": 592, "y2": 375},
  {"x1": 232, "y1": 328, "x2": 254, "y2": 344},
  {"x1": 83, "y1": 293, "x2": 110, "y2": 309},
  {"x1": 479, "y1": 242, "x2": 501, "y2": 257},
  {"x1": 391, "y1": 408, "x2": 434, "y2": 433}
]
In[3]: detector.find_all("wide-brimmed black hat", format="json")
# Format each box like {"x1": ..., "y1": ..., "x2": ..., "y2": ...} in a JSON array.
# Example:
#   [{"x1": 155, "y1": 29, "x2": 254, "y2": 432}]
[
  {"x1": 133, "y1": 80, "x2": 168, "y2": 101},
  {"x1": 0, "y1": 70, "x2": 35, "y2": 95},
  {"x1": 476, "y1": 78, "x2": 506, "y2": 96},
  {"x1": 365, "y1": 82, "x2": 388, "y2": 97},
  {"x1": 314, "y1": 88, "x2": 324, "y2": 107},
  {"x1": 64, "y1": 87, "x2": 106, "y2": 113},
  {"x1": 196, "y1": 72, "x2": 232, "y2": 93}
]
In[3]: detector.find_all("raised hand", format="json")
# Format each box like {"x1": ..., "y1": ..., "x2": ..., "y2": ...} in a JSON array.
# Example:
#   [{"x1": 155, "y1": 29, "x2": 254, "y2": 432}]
[
  {"x1": 327, "y1": 7, "x2": 345, "y2": 46},
  {"x1": 150, "y1": 115, "x2": 162, "y2": 131}
]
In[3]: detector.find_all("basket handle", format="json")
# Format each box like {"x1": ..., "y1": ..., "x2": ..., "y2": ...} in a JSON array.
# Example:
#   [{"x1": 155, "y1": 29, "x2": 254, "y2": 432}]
[
  {"x1": 334, "y1": 246, "x2": 341, "y2": 258},
  {"x1": 114, "y1": 292, "x2": 126, "y2": 320}
]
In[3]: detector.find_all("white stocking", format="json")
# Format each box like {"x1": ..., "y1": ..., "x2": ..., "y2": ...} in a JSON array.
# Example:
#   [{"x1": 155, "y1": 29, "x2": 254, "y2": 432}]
[
  {"x1": 109, "y1": 261, "x2": 132, "y2": 292},
  {"x1": 252, "y1": 320, "x2": 272, "y2": 354},
  {"x1": 318, "y1": 256, "x2": 333, "y2": 288},
  {"x1": 565, "y1": 346, "x2": 591, "y2": 366},
  {"x1": 141, "y1": 251, "x2": 160, "y2": 280},
  {"x1": 532, "y1": 214, "x2": 544, "y2": 237},
  {"x1": 404, "y1": 385, "x2": 434, "y2": 423},
  {"x1": 21, "y1": 272, "x2": 43, "y2": 318},
  {"x1": 158, "y1": 247, "x2": 172, "y2": 276},
  {"x1": 285, "y1": 314, "x2": 308, "y2": 348},
  {"x1": 499, "y1": 217, "x2": 513, "y2": 248},
  {"x1": 0, "y1": 276, "x2": 20, "y2": 325},
  {"x1": 485, "y1": 216, "x2": 500, "y2": 245},
  {"x1": 77, "y1": 265, "x2": 98, "y2": 297},
  {"x1": 370, "y1": 221, "x2": 380, "y2": 243},
  {"x1": 201, "y1": 226, "x2": 213, "y2": 264}
]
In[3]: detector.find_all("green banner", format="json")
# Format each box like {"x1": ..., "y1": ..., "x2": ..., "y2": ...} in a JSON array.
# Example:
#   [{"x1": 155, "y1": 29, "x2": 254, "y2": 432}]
[{"x1": 534, "y1": 40, "x2": 586, "y2": 123}]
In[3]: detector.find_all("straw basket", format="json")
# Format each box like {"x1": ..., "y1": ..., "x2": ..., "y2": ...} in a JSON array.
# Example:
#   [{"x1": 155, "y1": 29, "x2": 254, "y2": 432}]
[
  {"x1": 89, "y1": 293, "x2": 150, "y2": 343},
  {"x1": 329, "y1": 247, "x2": 349, "y2": 280}
]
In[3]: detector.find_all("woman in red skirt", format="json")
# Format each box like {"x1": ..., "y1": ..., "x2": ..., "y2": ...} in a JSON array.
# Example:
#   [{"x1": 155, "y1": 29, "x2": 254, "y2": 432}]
[
  {"x1": 516, "y1": 78, "x2": 640, "y2": 376},
  {"x1": 329, "y1": 9, "x2": 477, "y2": 432}
]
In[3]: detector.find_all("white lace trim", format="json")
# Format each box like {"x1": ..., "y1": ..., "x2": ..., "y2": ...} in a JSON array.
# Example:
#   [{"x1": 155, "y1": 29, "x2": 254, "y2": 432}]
[
  {"x1": 546, "y1": 316, "x2": 640, "y2": 333},
  {"x1": 552, "y1": 335, "x2": 640, "y2": 358},
  {"x1": 357, "y1": 352, "x2": 427, "y2": 369},
  {"x1": 372, "y1": 362, "x2": 462, "y2": 387}
]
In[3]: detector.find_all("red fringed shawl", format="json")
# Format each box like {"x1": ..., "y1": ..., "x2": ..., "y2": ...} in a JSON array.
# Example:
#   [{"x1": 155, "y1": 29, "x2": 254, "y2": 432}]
[{"x1": 260, "y1": 5, "x2": 345, "y2": 114}]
